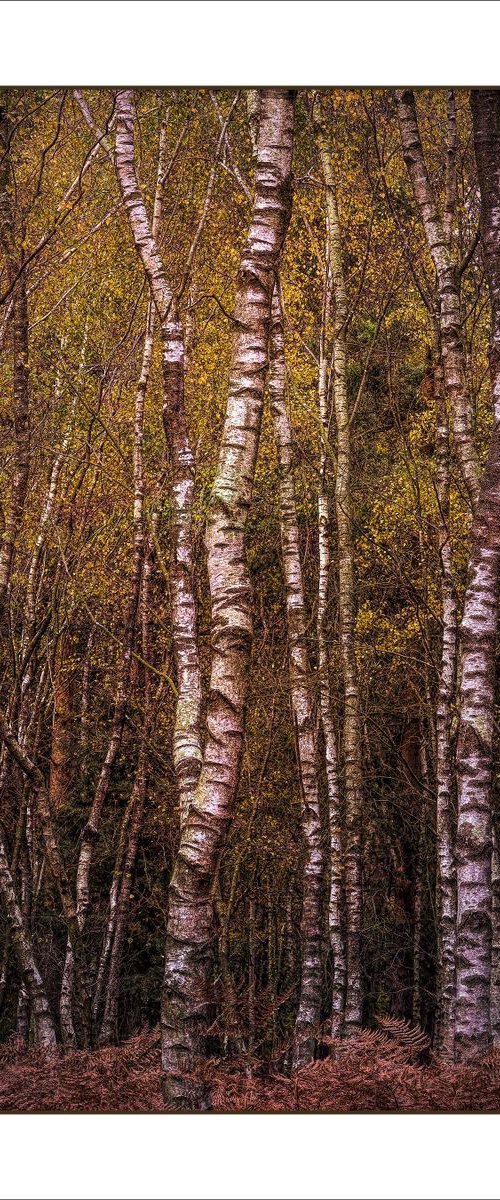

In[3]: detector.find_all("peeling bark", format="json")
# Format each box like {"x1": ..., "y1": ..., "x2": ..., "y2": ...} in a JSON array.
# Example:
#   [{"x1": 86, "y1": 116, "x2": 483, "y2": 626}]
[
  {"x1": 313, "y1": 93, "x2": 363, "y2": 1032},
  {"x1": 432, "y1": 334, "x2": 458, "y2": 1058},
  {"x1": 114, "y1": 89, "x2": 202, "y2": 828},
  {"x1": 61, "y1": 104, "x2": 169, "y2": 1037},
  {"x1": 0, "y1": 832, "x2": 57, "y2": 1052},
  {"x1": 491, "y1": 818, "x2": 500, "y2": 1045},
  {"x1": 161, "y1": 88, "x2": 295, "y2": 1109},
  {"x1": 269, "y1": 288, "x2": 325, "y2": 1067},
  {"x1": 396, "y1": 88, "x2": 480, "y2": 509},
  {"x1": 317, "y1": 263, "x2": 346, "y2": 1037},
  {"x1": 453, "y1": 90, "x2": 500, "y2": 1059}
]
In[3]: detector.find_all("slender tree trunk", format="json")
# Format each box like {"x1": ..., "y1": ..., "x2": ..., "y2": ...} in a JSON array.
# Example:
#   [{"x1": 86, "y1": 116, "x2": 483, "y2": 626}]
[
  {"x1": 317, "y1": 262, "x2": 346, "y2": 1037},
  {"x1": 98, "y1": 525, "x2": 156, "y2": 1045},
  {"x1": 114, "y1": 89, "x2": 202, "y2": 828},
  {"x1": 79, "y1": 628, "x2": 95, "y2": 758},
  {"x1": 409, "y1": 721, "x2": 428, "y2": 1026},
  {"x1": 443, "y1": 90, "x2": 458, "y2": 249},
  {"x1": 60, "y1": 116, "x2": 169, "y2": 1033},
  {"x1": 91, "y1": 768, "x2": 136, "y2": 1031},
  {"x1": 215, "y1": 884, "x2": 244, "y2": 1056},
  {"x1": 161, "y1": 88, "x2": 295, "y2": 1109},
  {"x1": 268, "y1": 288, "x2": 325, "y2": 1067},
  {"x1": 452, "y1": 90, "x2": 500, "y2": 1059},
  {"x1": 1, "y1": 721, "x2": 90, "y2": 1043},
  {"x1": 48, "y1": 634, "x2": 72, "y2": 811},
  {"x1": 0, "y1": 834, "x2": 57, "y2": 1051},
  {"x1": 0, "y1": 103, "x2": 30, "y2": 627},
  {"x1": 98, "y1": 748, "x2": 148, "y2": 1045},
  {"x1": 396, "y1": 88, "x2": 480, "y2": 509},
  {"x1": 313, "y1": 93, "x2": 363, "y2": 1032},
  {"x1": 16, "y1": 844, "x2": 31, "y2": 1043},
  {"x1": 267, "y1": 878, "x2": 278, "y2": 1055},
  {"x1": 247, "y1": 890, "x2": 256, "y2": 1068}
]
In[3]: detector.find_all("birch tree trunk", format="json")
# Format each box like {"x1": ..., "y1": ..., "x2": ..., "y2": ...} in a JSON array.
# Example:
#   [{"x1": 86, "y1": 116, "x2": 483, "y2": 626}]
[
  {"x1": 452, "y1": 89, "x2": 500, "y2": 1059},
  {"x1": 313, "y1": 93, "x2": 363, "y2": 1032},
  {"x1": 114, "y1": 89, "x2": 202, "y2": 828},
  {"x1": 431, "y1": 332, "x2": 458, "y2": 1058},
  {"x1": 0, "y1": 719, "x2": 89, "y2": 1042},
  {"x1": 317, "y1": 263, "x2": 346, "y2": 1037},
  {"x1": 161, "y1": 88, "x2": 295, "y2": 1109},
  {"x1": 0, "y1": 833, "x2": 57, "y2": 1052},
  {"x1": 60, "y1": 106, "x2": 168, "y2": 1042},
  {"x1": 491, "y1": 816, "x2": 500, "y2": 1046},
  {"x1": 268, "y1": 288, "x2": 325, "y2": 1067},
  {"x1": 396, "y1": 88, "x2": 480, "y2": 510}
]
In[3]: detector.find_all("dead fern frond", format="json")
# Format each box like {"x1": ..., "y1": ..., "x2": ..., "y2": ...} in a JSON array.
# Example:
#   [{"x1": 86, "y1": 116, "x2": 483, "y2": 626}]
[{"x1": 376, "y1": 1015, "x2": 431, "y2": 1061}]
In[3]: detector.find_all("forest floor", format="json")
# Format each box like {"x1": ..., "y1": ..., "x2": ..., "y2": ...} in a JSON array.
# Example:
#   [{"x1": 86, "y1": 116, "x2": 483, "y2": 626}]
[{"x1": 1, "y1": 1025, "x2": 500, "y2": 1113}]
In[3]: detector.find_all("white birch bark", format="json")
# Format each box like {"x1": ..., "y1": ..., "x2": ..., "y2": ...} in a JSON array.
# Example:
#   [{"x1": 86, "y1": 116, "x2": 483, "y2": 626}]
[
  {"x1": 317, "y1": 264, "x2": 346, "y2": 1037},
  {"x1": 432, "y1": 331, "x2": 458, "y2": 1058},
  {"x1": 0, "y1": 832, "x2": 57, "y2": 1053},
  {"x1": 396, "y1": 88, "x2": 480, "y2": 510},
  {"x1": 313, "y1": 93, "x2": 363, "y2": 1032},
  {"x1": 268, "y1": 288, "x2": 325, "y2": 1068},
  {"x1": 491, "y1": 819, "x2": 500, "y2": 1045},
  {"x1": 161, "y1": 88, "x2": 295, "y2": 1108},
  {"x1": 114, "y1": 89, "x2": 202, "y2": 828},
  {"x1": 60, "y1": 108, "x2": 169, "y2": 1043},
  {"x1": 453, "y1": 90, "x2": 500, "y2": 1059}
]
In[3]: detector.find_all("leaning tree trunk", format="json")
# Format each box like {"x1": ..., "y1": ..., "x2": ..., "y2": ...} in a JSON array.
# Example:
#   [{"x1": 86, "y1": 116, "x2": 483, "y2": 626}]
[
  {"x1": 268, "y1": 288, "x2": 325, "y2": 1067},
  {"x1": 313, "y1": 93, "x2": 363, "y2": 1032},
  {"x1": 114, "y1": 88, "x2": 202, "y2": 829},
  {"x1": 452, "y1": 89, "x2": 500, "y2": 1060},
  {"x1": 396, "y1": 88, "x2": 480, "y2": 510},
  {"x1": 161, "y1": 88, "x2": 295, "y2": 1109},
  {"x1": 60, "y1": 106, "x2": 169, "y2": 1044}
]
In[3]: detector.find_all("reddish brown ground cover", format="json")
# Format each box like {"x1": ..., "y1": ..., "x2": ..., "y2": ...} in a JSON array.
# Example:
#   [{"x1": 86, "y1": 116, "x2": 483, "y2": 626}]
[{"x1": 1, "y1": 1024, "x2": 499, "y2": 1113}]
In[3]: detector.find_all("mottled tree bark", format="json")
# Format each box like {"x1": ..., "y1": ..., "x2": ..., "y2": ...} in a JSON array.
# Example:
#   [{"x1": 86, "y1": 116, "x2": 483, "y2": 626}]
[
  {"x1": 431, "y1": 334, "x2": 458, "y2": 1058},
  {"x1": 452, "y1": 89, "x2": 500, "y2": 1059},
  {"x1": 61, "y1": 107, "x2": 168, "y2": 1042},
  {"x1": 396, "y1": 88, "x2": 480, "y2": 509},
  {"x1": 0, "y1": 832, "x2": 57, "y2": 1052},
  {"x1": 317, "y1": 263, "x2": 346, "y2": 1037},
  {"x1": 268, "y1": 289, "x2": 325, "y2": 1067},
  {"x1": 114, "y1": 89, "x2": 202, "y2": 828},
  {"x1": 313, "y1": 93, "x2": 363, "y2": 1032},
  {"x1": 491, "y1": 817, "x2": 500, "y2": 1046},
  {"x1": 161, "y1": 88, "x2": 295, "y2": 1109}
]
